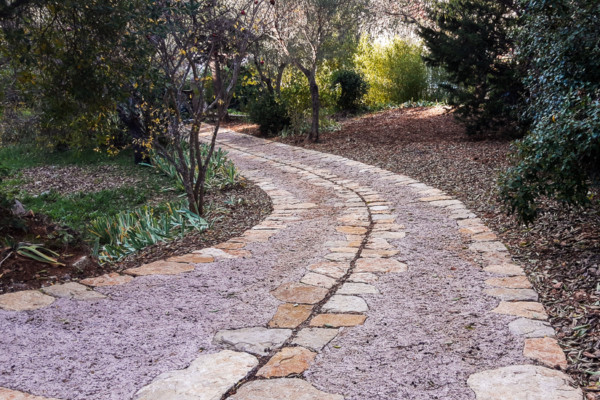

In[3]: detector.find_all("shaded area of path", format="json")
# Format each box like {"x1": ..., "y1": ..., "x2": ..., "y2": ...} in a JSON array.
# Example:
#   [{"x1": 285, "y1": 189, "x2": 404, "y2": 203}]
[{"x1": 0, "y1": 128, "x2": 582, "y2": 400}]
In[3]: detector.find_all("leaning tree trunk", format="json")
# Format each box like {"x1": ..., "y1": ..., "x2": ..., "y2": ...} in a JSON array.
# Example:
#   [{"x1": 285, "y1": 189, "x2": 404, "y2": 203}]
[{"x1": 308, "y1": 74, "x2": 320, "y2": 142}]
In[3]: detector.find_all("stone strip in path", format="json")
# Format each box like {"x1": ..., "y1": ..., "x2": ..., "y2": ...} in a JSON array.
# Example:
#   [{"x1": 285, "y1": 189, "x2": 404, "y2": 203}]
[{"x1": 0, "y1": 125, "x2": 584, "y2": 399}]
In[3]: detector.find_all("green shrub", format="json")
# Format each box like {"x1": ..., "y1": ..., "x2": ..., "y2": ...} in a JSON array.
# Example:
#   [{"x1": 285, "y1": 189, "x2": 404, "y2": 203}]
[
  {"x1": 330, "y1": 70, "x2": 368, "y2": 113},
  {"x1": 499, "y1": 0, "x2": 600, "y2": 223},
  {"x1": 148, "y1": 145, "x2": 239, "y2": 191},
  {"x1": 355, "y1": 36, "x2": 427, "y2": 107},
  {"x1": 247, "y1": 93, "x2": 290, "y2": 136},
  {"x1": 0, "y1": 163, "x2": 25, "y2": 236},
  {"x1": 278, "y1": 66, "x2": 339, "y2": 136}
]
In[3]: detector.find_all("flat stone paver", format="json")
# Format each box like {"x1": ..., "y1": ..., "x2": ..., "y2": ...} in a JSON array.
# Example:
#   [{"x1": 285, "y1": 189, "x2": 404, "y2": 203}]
[
  {"x1": 300, "y1": 273, "x2": 337, "y2": 289},
  {"x1": 337, "y1": 283, "x2": 379, "y2": 295},
  {"x1": 485, "y1": 276, "x2": 532, "y2": 289},
  {"x1": 310, "y1": 314, "x2": 367, "y2": 327},
  {"x1": 307, "y1": 262, "x2": 349, "y2": 279},
  {"x1": 0, "y1": 388, "x2": 61, "y2": 399},
  {"x1": 268, "y1": 304, "x2": 313, "y2": 328},
  {"x1": 271, "y1": 283, "x2": 329, "y2": 304},
  {"x1": 41, "y1": 283, "x2": 106, "y2": 300},
  {"x1": 256, "y1": 347, "x2": 317, "y2": 378},
  {"x1": 229, "y1": 379, "x2": 343, "y2": 400},
  {"x1": 508, "y1": 318, "x2": 555, "y2": 338},
  {"x1": 354, "y1": 258, "x2": 407, "y2": 274},
  {"x1": 193, "y1": 248, "x2": 236, "y2": 259},
  {"x1": 347, "y1": 272, "x2": 379, "y2": 283},
  {"x1": 80, "y1": 273, "x2": 133, "y2": 287},
  {"x1": 483, "y1": 264, "x2": 525, "y2": 276},
  {"x1": 371, "y1": 231, "x2": 406, "y2": 239},
  {"x1": 0, "y1": 290, "x2": 55, "y2": 311},
  {"x1": 134, "y1": 350, "x2": 257, "y2": 400},
  {"x1": 492, "y1": 301, "x2": 548, "y2": 320},
  {"x1": 322, "y1": 295, "x2": 369, "y2": 313},
  {"x1": 166, "y1": 254, "x2": 214, "y2": 263},
  {"x1": 523, "y1": 337, "x2": 568, "y2": 369},
  {"x1": 292, "y1": 328, "x2": 339, "y2": 351},
  {"x1": 484, "y1": 287, "x2": 538, "y2": 301},
  {"x1": 213, "y1": 327, "x2": 292, "y2": 356},
  {"x1": 336, "y1": 226, "x2": 367, "y2": 235},
  {"x1": 467, "y1": 365, "x2": 582, "y2": 400},
  {"x1": 469, "y1": 241, "x2": 508, "y2": 253},
  {"x1": 124, "y1": 261, "x2": 194, "y2": 276}
]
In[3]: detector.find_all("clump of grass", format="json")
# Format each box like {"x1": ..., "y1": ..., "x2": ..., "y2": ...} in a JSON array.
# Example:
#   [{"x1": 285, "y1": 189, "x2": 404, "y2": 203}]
[
  {"x1": 0, "y1": 144, "x2": 136, "y2": 170},
  {"x1": 147, "y1": 145, "x2": 240, "y2": 192},
  {"x1": 89, "y1": 201, "x2": 209, "y2": 263}
]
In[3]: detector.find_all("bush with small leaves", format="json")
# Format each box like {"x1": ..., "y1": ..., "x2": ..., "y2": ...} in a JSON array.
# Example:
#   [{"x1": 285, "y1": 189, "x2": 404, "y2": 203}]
[
  {"x1": 330, "y1": 70, "x2": 368, "y2": 113},
  {"x1": 499, "y1": 0, "x2": 600, "y2": 223},
  {"x1": 248, "y1": 93, "x2": 290, "y2": 136}
]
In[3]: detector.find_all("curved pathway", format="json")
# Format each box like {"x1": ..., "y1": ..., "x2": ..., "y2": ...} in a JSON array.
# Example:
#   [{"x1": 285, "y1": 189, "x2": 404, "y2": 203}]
[{"x1": 0, "y1": 128, "x2": 582, "y2": 400}]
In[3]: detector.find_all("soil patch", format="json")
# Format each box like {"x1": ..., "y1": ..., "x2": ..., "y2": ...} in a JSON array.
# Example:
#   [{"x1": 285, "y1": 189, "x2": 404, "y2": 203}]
[
  {"x1": 227, "y1": 106, "x2": 600, "y2": 395},
  {"x1": 0, "y1": 214, "x2": 111, "y2": 294}
]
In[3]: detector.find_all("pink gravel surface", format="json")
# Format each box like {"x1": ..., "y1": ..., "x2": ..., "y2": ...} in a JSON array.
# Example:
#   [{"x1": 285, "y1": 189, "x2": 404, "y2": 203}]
[{"x1": 0, "y1": 129, "x2": 528, "y2": 399}]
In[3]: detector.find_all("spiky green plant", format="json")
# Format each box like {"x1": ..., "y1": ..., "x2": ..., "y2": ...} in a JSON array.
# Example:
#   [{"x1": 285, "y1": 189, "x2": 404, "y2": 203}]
[
  {"x1": 88, "y1": 201, "x2": 209, "y2": 263},
  {"x1": 144, "y1": 145, "x2": 239, "y2": 193}
]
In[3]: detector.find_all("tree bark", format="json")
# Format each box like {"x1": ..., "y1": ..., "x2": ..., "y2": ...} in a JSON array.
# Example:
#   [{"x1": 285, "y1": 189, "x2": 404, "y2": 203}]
[
  {"x1": 275, "y1": 63, "x2": 286, "y2": 98},
  {"x1": 308, "y1": 73, "x2": 320, "y2": 142}
]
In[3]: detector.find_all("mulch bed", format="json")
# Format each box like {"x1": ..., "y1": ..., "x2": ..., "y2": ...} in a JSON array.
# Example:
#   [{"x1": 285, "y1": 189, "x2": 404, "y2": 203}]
[
  {"x1": 0, "y1": 181, "x2": 272, "y2": 294},
  {"x1": 19, "y1": 164, "x2": 142, "y2": 196},
  {"x1": 224, "y1": 107, "x2": 600, "y2": 396}
]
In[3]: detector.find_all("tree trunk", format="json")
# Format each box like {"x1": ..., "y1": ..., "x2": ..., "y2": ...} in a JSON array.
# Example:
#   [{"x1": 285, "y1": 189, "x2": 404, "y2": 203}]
[
  {"x1": 275, "y1": 63, "x2": 286, "y2": 98},
  {"x1": 117, "y1": 103, "x2": 149, "y2": 165},
  {"x1": 308, "y1": 74, "x2": 320, "y2": 142}
]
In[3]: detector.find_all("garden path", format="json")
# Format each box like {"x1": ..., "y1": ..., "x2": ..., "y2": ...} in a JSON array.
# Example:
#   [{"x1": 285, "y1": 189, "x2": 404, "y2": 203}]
[{"x1": 0, "y1": 128, "x2": 583, "y2": 400}]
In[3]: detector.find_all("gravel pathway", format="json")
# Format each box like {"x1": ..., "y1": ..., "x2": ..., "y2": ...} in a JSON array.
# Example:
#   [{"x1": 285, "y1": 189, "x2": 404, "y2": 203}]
[{"x1": 0, "y1": 128, "x2": 583, "y2": 400}]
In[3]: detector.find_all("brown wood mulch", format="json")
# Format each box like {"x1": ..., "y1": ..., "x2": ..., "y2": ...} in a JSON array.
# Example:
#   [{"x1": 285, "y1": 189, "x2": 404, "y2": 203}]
[{"x1": 224, "y1": 107, "x2": 600, "y2": 396}]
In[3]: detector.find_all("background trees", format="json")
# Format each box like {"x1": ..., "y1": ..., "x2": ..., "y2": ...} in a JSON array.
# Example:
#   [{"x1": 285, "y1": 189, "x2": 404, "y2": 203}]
[
  {"x1": 355, "y1": 37, "x2": 426, "y2": 107},
  {"x1": 0, "y1": 0, "x2": 598, "y2": 223},
  {"x1": 1, "y1": 0, "x2": 270, "y2": 215},
  {"x1": 269, "y1": 0, "x2": 368, "y2": 142}
]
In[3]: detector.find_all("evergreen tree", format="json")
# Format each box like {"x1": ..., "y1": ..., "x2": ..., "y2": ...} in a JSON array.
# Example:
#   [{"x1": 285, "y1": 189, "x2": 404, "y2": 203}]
[{"x1": 419, "y1": 0, "x2": 523, "y2": 134}]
